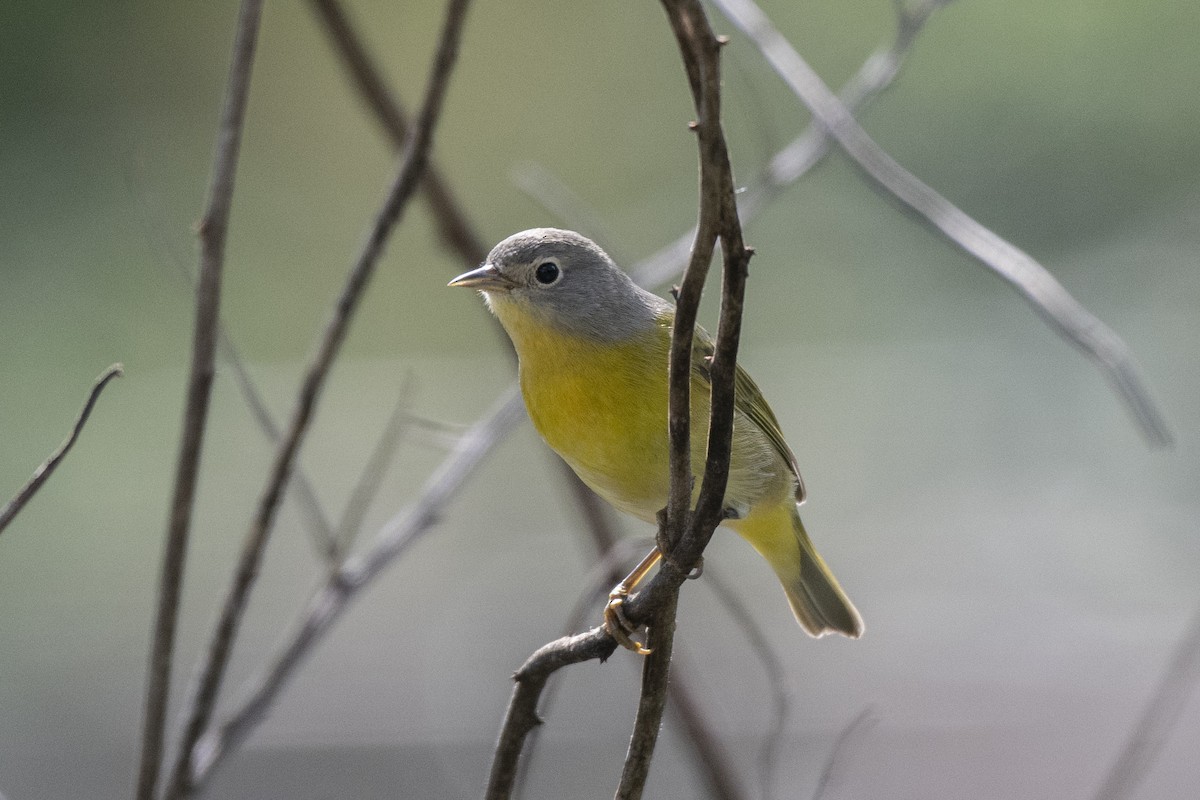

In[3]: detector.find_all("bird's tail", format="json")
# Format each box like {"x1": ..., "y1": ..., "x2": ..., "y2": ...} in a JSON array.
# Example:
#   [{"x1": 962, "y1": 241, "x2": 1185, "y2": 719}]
[{"x1": 731, "y1": 504, "x2": 863, "y2": 639}]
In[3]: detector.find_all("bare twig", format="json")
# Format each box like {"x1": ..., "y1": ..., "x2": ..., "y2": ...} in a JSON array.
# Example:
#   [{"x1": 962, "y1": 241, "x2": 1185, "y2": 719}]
[
  {"x1": 486, "y1": 627, "x2": 620, "y2": 800},
  {"x1": 1094, "y1": 606, "x2": 1200, "y2": 800},
  {"x1": 136, "y1": 3, "x2": 264, "y2": 799},
  {"x1": 127, "y1": 161, "x2": 339, "y2": 563},
  {"x1": 162, "y1": 2, "x2": 474, "y2": 796},
  {"x1": 489, "y1": 0, "x2": 756, "y2": 793},
  {"x1": 308, "y1": 3, "x2": 755, "y2": 796},
  {"x1": 307, "y1": 0, "x2": 488, "y2": 264},
  {"x1": 616, "y1": 591, "x2": 682, "y2": 800},
  {"x1": 214, "y1": 328, "x2": 340, "y2": 564},
  {"x1": 187, "y1": 388, "x2": 524, "y2": 789},
  {"x1": 712, "y1": 0, "x2": 1173, "y2": 447},
  {"x1": 613, "y1": 2, "x2": 754, "y2": 797},
  {"x1": 632, "y1": 0, "x2": 948, "y2": 289},
  {"x1": 488, "y1": 566, "x2": 731, "y2": 798},
  {"x1": 514, "y1": 157, "x2": 748, "y2": 798},
  {"x1": 330, "y1": 376, "x2": 416, "y2": 558},
  {"x1": 0, "y1": 364, "x2": 124, "y2": 536}
]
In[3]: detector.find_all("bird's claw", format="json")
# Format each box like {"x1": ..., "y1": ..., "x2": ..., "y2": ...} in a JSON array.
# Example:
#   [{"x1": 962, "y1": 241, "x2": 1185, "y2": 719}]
[{"x1": 604, "y1": 586, "x2": 651, "y2": 655}]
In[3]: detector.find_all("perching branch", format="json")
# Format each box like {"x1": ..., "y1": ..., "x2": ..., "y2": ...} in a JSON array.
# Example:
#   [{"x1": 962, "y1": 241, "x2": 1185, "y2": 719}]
[
  {"x1": 616, "y1": 591, "x2": 682, "y2": 800},
  {"x1": 712, "y1": 0, "x2": 1173, "y2": 447},
  {"x1": 488, "y1": 0, "x2": 759, "y2": 792},
  {"x1": 136, "y1": 3, "x2": 264, "y2": 799},
  {"x1": 307, "y1": 4, "x2": 760, "y2": 796},
  {"x1": 613, "y1": 3, "x2": 756, "y2": 793},
  {"x1": 486, "y1": 627, "x2": 621, "y2": 800},
  {"x1": 0, "y1": 364, "x2": 124, "y2": 536},
  {"x1": 162, "y1": 1, "x2": 474, "y2": 796}
]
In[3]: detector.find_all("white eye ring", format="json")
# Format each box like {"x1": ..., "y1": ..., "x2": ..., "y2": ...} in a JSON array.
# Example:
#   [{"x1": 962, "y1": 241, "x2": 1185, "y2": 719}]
[{"x1": 534, "y1": 260, "x2": 561, "y2": 285}]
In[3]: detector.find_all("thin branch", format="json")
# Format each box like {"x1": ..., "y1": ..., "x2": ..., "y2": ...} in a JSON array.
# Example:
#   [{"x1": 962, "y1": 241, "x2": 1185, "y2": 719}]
[
  {"x1": 490, "y1": 1, "x2": 757, "y2": 794},
  {"x1": 163, "y1": 1, "x2": 474, "y2": 796},
  {"x1": 510, "y1": 537, "x2": 646, "y2": 797},
  {"x1": 330, "y1": 376, "x2": 417, "y2": 558},
  {"x1": 126, "y1": 159, "x2": 339, "y2": 564},
  {"x1": 616, "y1": 591, "x2": 682, "y2": 800},
  {"x1": 614, "y1": 2, "x2": 754, "y2": 797},
  {"x1": 566, "y1": 495, "x2": 748, "y2": 800},
  {"x1": 214, "y1": 328, "x2": 340, "y2": 564},
  {"x1": 486, "y1": 627, "x2": 620, "y2": 800},
  {"x1": 488, "y1": 539, "x2": 762, "y2": 798},
  {"x1": 632, "y1": 1, "x2": 947, "y2": 290},
  {"x1": 1094, "y1": 606, "x2": 1200, "y2": 800},
  {"x1": 187, "y1": 388, "x2": 525, "y2": 790},
  {"x1": 514, "y1": 158, "x2": 747, "y2": 799},
  {"x1": 136, "y1": 2, "x2": 264, "y2": 799},
  {"x1": 307, "y1": 0, "x2": 488, "y2": 264},
  {"x1": 309, "y1": 4, "x2": 754, "y2": 796},
  {"x1": 0, "y1": 364, "x2": 124, "y2": 536},
  {"x1": 712, "y1": 0, "x2": 1173, "y2": 447}
]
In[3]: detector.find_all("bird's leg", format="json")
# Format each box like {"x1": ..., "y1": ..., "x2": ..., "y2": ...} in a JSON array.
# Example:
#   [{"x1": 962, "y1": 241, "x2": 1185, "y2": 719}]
[{"x1": 604, "y1": 546, "x2": 662, "y2": 655}]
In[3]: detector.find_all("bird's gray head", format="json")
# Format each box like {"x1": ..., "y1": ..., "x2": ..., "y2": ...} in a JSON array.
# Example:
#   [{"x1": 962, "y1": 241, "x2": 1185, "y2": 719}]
[{"x1": 448, "y1": 228, "x2": 667, "y2": 342}]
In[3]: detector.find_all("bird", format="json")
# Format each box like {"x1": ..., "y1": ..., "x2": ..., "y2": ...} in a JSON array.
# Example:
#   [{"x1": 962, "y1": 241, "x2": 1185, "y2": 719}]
[{"x1": 449, "y1": 228, "x2": 862, "y2": 651}]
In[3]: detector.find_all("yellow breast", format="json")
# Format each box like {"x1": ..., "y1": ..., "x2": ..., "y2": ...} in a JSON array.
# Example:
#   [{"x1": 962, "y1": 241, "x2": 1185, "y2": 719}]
[
  {"x1": 496, "y1": 305, "x2": 672, "y2": 520},
  {"x1": 493, "y1": 298, "x2": 787, "y2": 523}
]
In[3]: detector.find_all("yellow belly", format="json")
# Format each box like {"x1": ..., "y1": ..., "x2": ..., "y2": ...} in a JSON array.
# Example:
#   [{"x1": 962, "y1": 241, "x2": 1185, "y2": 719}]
[
  {"x1": 501, "y1": 311, "x2": 785, "y2": 522},
  {"x1": 520, "y1": 332, "x2": 673, "y2": 521}
]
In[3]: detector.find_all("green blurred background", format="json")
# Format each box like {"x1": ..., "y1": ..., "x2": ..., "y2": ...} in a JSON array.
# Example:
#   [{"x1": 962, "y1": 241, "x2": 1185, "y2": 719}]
[{"x1": 2, "y1": 1, "x2": 1198, "y2": 797}]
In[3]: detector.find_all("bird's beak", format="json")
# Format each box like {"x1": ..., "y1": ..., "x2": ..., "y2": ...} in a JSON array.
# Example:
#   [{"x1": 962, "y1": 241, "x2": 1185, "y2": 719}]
[{"x1": 448, "y1": 263, "x2": 512, "y2": 291}]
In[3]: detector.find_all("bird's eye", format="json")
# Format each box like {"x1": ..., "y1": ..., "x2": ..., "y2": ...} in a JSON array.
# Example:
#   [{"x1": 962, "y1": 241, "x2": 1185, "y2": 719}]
[{"x1": 534, "y1": 261, "x2": 561, "y2": 285}]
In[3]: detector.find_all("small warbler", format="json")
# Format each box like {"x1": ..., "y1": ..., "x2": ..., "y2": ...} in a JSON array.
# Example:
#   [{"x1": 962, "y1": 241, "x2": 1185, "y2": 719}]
[{"x1": 450, "y1": 229, "x2": 862, "y2": 649}]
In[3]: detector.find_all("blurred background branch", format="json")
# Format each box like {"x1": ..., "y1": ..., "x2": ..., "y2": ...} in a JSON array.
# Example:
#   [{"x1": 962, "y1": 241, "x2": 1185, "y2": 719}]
[
  {"x1": 188, "y1": 388, "x2": 526, "y2": 791},
  {"x1": 0, "y1": 363, "x2": 123, "y2": 536},
  {"x1": 712, "y1": 0, "x2": 1173, "y2": 447},
  {"x1": 162, "y1": 0, "x2": 473, "y2": 796},
  {"x1": 136, "y1": 1, "x2": 264, "y2": 797}
]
